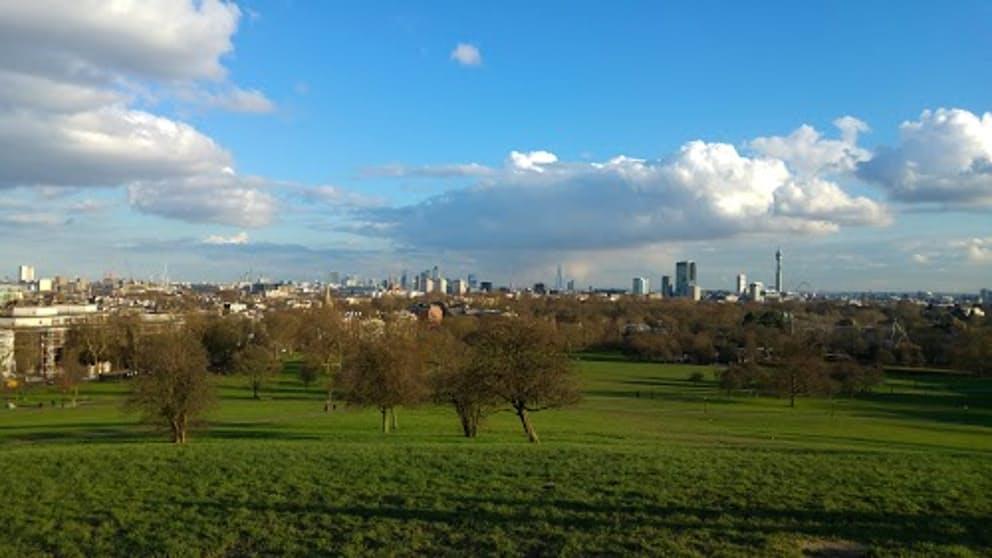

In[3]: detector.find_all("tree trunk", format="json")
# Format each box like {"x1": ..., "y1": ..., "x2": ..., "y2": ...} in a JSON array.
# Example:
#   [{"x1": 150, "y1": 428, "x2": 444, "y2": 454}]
[
  {"x1": 252, "y1": 380, "x2": 260, "y2": 400},
  {"x1": 515, "y1": 405, "x2": 540, "y2": 443},
  {"x1": 380, "y1": 407, "x2": 390, "y2": 433},
  {"x1": 390, "y1": 407, "x2": 398, "y2": 431},
  {"x1": 325, "y1": 386, "x2": 334, "y2": 413},
  {"x1": 456, "y1": 403, "x2": 478, "y2": 438},
  {"x1": 171, "y1": 416, "x2": 188, "y2": 444}
]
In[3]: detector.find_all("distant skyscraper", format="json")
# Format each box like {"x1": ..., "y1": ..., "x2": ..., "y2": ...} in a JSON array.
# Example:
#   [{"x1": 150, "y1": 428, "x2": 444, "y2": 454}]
[
  {"x1": 748, "y1": 281, "x2": 764, "y2": 302},
  {"x1": 328, "y1": 271, "x2": 340, "y2": 285},
  {"x1": 400, "y1": 270, "x2": 409, "y2": 290},
  {"x1": 675, "y1": 261, "x2": 696, "y2": 297},
  {"x1": 467, "y1": 273, "x2": 478, "y2": 290},
  {"x1": 736, "y1": 273, "x2": 747, "y2": 295},
  {"x1": 661, "y1": 275, "x2": 672, "y2": 298},
  {"x1": 775, "y1": 249, "x2": 783, "y2": 293},
  {"x1": 431, "y1": 265, "x2": 440, "y2": 281},
  {"x1": 566, "y1": 279, "x2": 575, "y2": 292},
  {"x1": 18, "y1": 265, "x2": 35, "y2": 283},
  {"x1": 556, "y1": 264, "x2": 564, "y2": 291},
  {"x1": 632, "y1": 277, "x2": 649, "y2": 296}
]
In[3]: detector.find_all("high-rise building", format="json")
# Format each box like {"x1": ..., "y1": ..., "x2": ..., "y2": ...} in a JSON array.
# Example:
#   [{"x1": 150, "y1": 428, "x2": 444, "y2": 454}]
[
  {"x1": 632, "y1": 277, "x2": 649, "y2": 296},
  {"x1": 18, "y1": 265, "x2": 35, "y2": 283},
  {"x1": 431, "y1": 265, "x2": 440, "y2": 281},
  {"x1": 748, "y1": 281, "x2": 764, "y2": 302},
  {"x1": 555, "y1": 265, "x2": 564, "y2": 292},
  {"x1": 479, "y1": 281, "x2": 493, "y2": 293},
  {"x1": 566, "y1": 279, "x2": 575, "y2": 292},
  {"x1": 435, "y1": 277, "x2": 448, "y2": 295},
  {"x1": 736, "y1": 273, "x2": 747, "y2": 295},
  {"x1": 661, "y1": 275, "x2": 672, "y2": 298},
  {"x1": 450, "y1": 278, "x2": 467, "y2": 296},
  {"x1": 675, "y1": 261, "x2": 697, "y2": 297},
  {"x1": 328, "y1": 271, "x2": 340, "y2": 285},
  {"x1": 775, "y1": 249, "x2": 783, "y2": 293},
  {"x1": 467, "y1": 273, "x2": 478, "y2": 290}
]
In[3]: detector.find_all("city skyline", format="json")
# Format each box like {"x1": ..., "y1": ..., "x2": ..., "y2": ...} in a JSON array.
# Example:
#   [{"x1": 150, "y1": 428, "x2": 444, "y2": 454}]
[{"x1": 1, "y1": 2, "x2": 991, "y2": 290}]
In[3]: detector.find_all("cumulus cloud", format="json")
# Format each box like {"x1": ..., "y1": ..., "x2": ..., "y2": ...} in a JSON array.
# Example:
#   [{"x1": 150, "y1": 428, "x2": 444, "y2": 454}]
[
  {"x1": 952, "y1": 237, "x2": 992, "y2": 263},
  {"x1": 858, "y1": 108, "x2": 992, "y2": 206},
  {"x1": 128, "y1": 172, "x2": 277, "y2": 227},
  {"x1": 750, "y1": 116, "x2": 870, "y2": 177},
  {"x1": 450, "y1": 43, "x2": 482, "y2": 66},
  {"x1": 508, "y1": 150, "x2": 559, "y2": 172},
  {"x1": 202, "y1": 231, "x2": 249, "y2": 245},
  {"x1": 358, "y1": 141, "x2": 888, "y2": 252},
  {"x1": 0, "y1": 0, "x2": 282, "y2": 227},
  {"x1": 0, "y1": 105, "x2": 231, "y2": 188}
]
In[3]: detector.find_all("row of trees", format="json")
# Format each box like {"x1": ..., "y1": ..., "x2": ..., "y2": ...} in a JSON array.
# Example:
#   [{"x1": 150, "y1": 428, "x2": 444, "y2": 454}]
[
  {"x1": 116, "y1": 312, "x2": 578, "y2": 444},
  {"x1": 717, "y1": 332, "x2": 884, "y2": 406}
]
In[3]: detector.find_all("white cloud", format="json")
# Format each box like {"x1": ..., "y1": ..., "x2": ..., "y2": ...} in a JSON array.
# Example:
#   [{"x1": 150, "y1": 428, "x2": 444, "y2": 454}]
[
  {"x1": 128, "y1": 172, "x2": 277, "y2": 227},
  {"x1": 508, "y1": 150, "x2": 559, "y2": 172},
  {"x1": 175, "y1": 86, "x2": 276, "y2": 114},
  {"x1": 202, "y1": 231, "x2": 249, "y2": 245},
  {"x1": 0, "y1": 0, "x2": 288, "y2": 228},
  {"x1": 0, "y1": 105, "x2": 231, "y2": 187},
  {"x1": 359, "y1": 141, "x2": 888, "y2": 252},
  {"x1": 0, "y1": 0, "x2": 241, "y2": 83},
  {"x1": 858, "y1": 108, "x2": 992, "y2": 206},
  {"x1": 750, "y1": 117, "x2": 870, "y2": 177},
  {"x1": 911, "y1": 253, "x2": 930, "y2": 264},
  {"x1": 952, "y1": 237, "x2": 992, "y2": 263},
  {"x1": 450, "y1": 43, "x2": 482, "y2": 66}
]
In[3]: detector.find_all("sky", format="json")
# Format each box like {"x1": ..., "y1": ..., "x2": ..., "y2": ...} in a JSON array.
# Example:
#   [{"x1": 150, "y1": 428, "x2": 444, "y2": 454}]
[{"x1": 1, "y1": 0, "x2": 991, "y2": 292}]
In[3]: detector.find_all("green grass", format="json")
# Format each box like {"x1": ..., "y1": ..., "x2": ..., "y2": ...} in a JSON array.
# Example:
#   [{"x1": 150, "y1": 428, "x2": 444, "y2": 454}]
[{"x1": 0, "y1": 355, "x2": 990, "y2": 557}]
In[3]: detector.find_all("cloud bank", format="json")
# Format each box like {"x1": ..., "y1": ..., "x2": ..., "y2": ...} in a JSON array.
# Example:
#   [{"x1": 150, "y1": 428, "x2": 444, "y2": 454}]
[{"x1": 360, "y1": 128, "x2": 889, "y2": 252}]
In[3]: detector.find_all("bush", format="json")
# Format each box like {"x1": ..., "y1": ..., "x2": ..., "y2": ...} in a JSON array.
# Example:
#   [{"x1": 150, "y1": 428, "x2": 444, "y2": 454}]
[{"x1": 688, "y1": 371, "x2": 705, "y2": 383}]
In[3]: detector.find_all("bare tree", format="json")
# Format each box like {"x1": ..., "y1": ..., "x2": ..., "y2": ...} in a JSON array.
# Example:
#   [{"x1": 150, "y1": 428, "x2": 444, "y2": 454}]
[
  {"x1": 57, "y1": 346, "x2": 89, "y2": 407},
  {"x1": 298, "y1": 307, "x2": 348, "y2": 411},
  {"x1": 771, "y1": 334, "x2": 829, "y2": 408},
  {"x1": 233, "y1": 343, "x2": 282, "y2": 399},
  {"x1": 425, "y1": 328, "x2": 493, "y2": 438},
  {"x1": 338, "y1": 321, "x2": 427, "y2": 433},
  {"x1": 125, "y1": 327, "x2": 215, "y2": 444},
  {"x1": 470, "y1": 318, "x2": 580, "y2": 443}
]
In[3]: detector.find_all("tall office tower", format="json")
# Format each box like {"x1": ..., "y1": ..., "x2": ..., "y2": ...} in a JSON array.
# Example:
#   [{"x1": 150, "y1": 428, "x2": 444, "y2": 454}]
[
  {"x1": 451, "y1": 278, "x2": 467, "y2": 296},
  {"x1": 748, "y1": 281, "x2": 765, "y2": 302},
  {"x1": 566, "y1": 279, "x2": 575, "y2": 292},
  {"x1": 328, "y1": 271, "x2": 341, "y2": 285},
  {"x1": 632, "y1": 277, "x2": 649, "y2": 296},
  {"x1": 675, "y1": 261, "x2": 696, "y2": 297},
  {"x1": 661, "y1": 275, "x2": 672, "y2": 298},
  {"x1": 736, "y1": 273, "x2": 747, "y2": 295},
  {"x1": 435, "y1": 277, "x2": 448, "y2": 295},
  {"x1": 431, "y1": 265, "x2": 440, "y2": 281},
  {"x1": 775, "y1": 248, "x2": 783, "y2": 293},
  {"x1": 467, "y1": 273, "x2": 478, "y2": 290},
  {"x1": 400, "y1": 271, "x2": 409, "y2": 290},
  {"x1": 18, "y1": 265, "x2": 35, "y2": 283},
  {"x1": 423, "y1": 277, "x2": 434, "y2": 293},
  {"x1": 555, "y1": 265, "x2": 564, "y2": 291}
]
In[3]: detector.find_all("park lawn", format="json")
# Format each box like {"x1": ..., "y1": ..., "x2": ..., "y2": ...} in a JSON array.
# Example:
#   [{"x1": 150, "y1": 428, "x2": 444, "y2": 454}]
[{"x1": 0, "y1": 355, "x2": 990, "y2": 557}]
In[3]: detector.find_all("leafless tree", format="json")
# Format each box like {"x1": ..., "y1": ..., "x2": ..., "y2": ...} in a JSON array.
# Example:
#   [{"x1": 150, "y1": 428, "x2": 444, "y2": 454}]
[
  {"x1": 233, "y1": 343, "x2": 282, "y2": 399},
  {"x1": 338, "y1": 321, "x2": 427, "y2": 433},
  {"x1": 125, "y1": 327, "x2": 215, "y2": 444},
  {"x1": 470, "y1": 318, "x2": 579, "y2": 443}
]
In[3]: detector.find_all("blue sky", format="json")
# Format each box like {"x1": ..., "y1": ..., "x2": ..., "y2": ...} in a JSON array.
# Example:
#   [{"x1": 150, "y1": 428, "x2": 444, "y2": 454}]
[{"x1": 1, "y1": 1, "x2": 991, "y2": 291}]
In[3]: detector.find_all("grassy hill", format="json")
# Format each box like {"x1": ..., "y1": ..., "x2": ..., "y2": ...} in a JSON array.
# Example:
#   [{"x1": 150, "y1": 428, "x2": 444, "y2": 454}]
[{"x1": 0, "y1": 356, "x2": 989, "y2": 556}]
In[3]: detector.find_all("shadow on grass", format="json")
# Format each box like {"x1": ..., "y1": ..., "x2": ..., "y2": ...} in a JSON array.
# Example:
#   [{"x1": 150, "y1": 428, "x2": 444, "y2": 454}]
[
  {"x1": 162, "y1": 494, "x2": 990, "y2": 552},
  {"x1": 0, "y1": 419, "x2": 323, "y2": 445}
]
